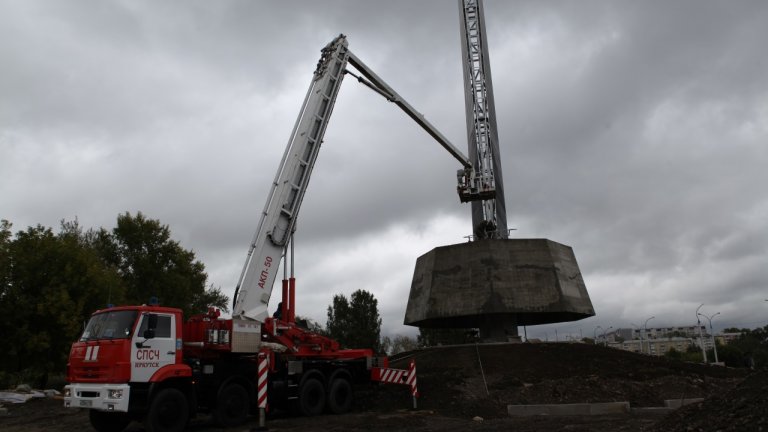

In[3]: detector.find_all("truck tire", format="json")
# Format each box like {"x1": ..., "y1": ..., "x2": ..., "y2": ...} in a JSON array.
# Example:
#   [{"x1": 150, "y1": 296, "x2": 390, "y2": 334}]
[
  {"x1": 214, "y1": 383, "x2": 249, "y2": 427},
  {"x1": 326, "y1": 377, "x2": 353, "y2": 414},
  {"x1": 144, "y1": 388, "x2": 189, "y2": 432},
  {"x1": 298, "y1": 377, "x2": 325, "y2": 416},
  {"x1": 89, "y1": 410, "x2": 131, "y2": 432}
]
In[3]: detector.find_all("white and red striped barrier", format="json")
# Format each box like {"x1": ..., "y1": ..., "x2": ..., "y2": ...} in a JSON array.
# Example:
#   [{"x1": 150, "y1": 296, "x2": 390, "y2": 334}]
[
  {"x1": 371, "y1": 359, "x2": 419, "y2": 407},
  {"x1": 407, "y1": 359, "x2": 418, "y2": 398},
  {"x1": 257, "y1": 353, "x2": 269, "y2": 410}
]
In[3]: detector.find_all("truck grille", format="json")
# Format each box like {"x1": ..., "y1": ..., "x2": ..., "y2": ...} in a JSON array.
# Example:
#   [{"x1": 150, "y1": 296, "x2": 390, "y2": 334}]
[{"x1": 71, "y1": 366, "x2": 110, "y2": 381}]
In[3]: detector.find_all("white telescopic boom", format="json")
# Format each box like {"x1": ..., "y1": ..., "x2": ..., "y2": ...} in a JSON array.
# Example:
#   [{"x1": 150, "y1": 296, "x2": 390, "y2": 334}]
[{"x1": 233, "y1": 34, "x2": 496, "y2": 322}]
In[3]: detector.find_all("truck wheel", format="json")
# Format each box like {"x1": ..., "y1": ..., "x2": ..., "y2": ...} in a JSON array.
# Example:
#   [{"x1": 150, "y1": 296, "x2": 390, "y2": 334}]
[
  {"x1": 89, "y1": 410, "x2": 131, "y2": 432},
  {"x1": 326, "y1": 377, "x2": 353, "y2": 414},
  {"x1": 298, "y1": 377, "x2": 325, "y2": 416},
  {"x1": 214, "y1": 383, "x2": 249, "y2": 427},
  {"x1": 144, "y1": 388, "x2": 189, "y2": 432}
]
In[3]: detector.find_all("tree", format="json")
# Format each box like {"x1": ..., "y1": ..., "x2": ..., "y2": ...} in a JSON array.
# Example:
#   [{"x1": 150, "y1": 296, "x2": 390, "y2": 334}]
[
  {"x1": 665, "y1": 348, "x2": 683, "y2": 360},
  {"x1": 0, "y1": 214, "x2": 229, "y2": 388},
  {"x1": 389, "y1": 334, "x2": 418, "y2": 355},
  {"x1": 718, "y1": 326, "x2": 768, "y2": 369},
  {"x1": 723, "y1": 328, "x2": 750, "y2": 333},
  {"x1": 718, "y1": 344, "x2": 747, "y2": 368},
  {"x1": 0, "y1": 220, "x2": 16, "y2": 386},
  {"x1": 96, "y1": 212, "x2": 228, "y2": 316},
  {"x1": 0, "y1": 220, "x2": 11, "y2": 307},
  {"x1": 326, "y1": 294, "x2": 350, "y2": 343},
  {"x1": 326, "y1": 290, "x2": 382, "y2": 351},
  {"x1": 380, "y1": 336, "x2": 391, "y2": 354},
  {"x1": 0, "y1": 221, "x2": 125, "y2": 387}
]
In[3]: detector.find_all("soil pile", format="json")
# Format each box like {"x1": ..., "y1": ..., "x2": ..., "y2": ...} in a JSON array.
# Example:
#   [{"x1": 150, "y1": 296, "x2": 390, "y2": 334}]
[
  {"x1": 0, "y1": 343, "x2": 755, "y2": 432},
  {"x1": 369, "y1": 343, "x2": 746, "y2": 419},
  {"x1": 651, "y1": 370, "x2": 768, "y2": 432}
]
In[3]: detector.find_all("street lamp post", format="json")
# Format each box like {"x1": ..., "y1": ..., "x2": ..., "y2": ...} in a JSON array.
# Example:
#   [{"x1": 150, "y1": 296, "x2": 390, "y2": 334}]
[
  {"x1": 643, "y1": 316, "x2": 655, "y2": 355},
  {"x1": 631, "y1": 323, "x2": 642, "y2": 354},
  {"x1": 695, "y1": 304, "x2": 708, "y2": 363},
  {"x1": 601, "y1": 326, "x2": 613, "y2": 346},
  {"x1": 698, "y1": 311, "x2": 721, "y2": 364}
]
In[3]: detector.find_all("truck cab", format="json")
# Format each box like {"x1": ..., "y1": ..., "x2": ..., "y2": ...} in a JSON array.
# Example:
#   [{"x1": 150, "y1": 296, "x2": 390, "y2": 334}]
[{"x1": 65, "y1": 306, "x2": 190, "y2": 432}]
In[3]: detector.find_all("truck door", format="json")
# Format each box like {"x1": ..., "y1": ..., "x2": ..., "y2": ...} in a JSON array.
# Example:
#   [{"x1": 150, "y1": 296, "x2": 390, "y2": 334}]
[{"x1": 130, "y1": 313, "x2": 177, "y2": 382}]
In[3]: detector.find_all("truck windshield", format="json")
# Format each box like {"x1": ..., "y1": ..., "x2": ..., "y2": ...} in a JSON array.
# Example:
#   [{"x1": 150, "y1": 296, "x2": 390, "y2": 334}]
[{"x1": 80, "y1": 310, "x2": 138, "y2": 341}]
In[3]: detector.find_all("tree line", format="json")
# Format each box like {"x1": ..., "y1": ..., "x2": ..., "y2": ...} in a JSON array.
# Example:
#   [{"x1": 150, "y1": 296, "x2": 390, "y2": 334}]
[
  {"x1": 0, "y1": 211, "x2": 449, "y2": 389},
  {"x1": 0, "y1": 212, "x2": 227, "y2": 388},
  {"x1": 662, "y1": 325, "x2": 768, "y2": 368},
  {"x1": 710, "y1": 326, "x2": 768, "y2": 368}
]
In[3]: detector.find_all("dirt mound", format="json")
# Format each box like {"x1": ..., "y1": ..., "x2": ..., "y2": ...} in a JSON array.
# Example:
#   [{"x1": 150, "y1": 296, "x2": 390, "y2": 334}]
[
  {"x1": 651, "y1": 370, "x2": 768, "y2": 432},
  {"x1": 1, "y1": 343, "x2": 754, "y2": 432},
  {"x1": 369, "y1": 343, "x2": 746, "y2": 419}
]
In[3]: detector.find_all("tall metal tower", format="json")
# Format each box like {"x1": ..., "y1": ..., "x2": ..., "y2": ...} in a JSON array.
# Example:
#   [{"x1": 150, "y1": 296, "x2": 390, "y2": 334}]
[
  {"x1": 405, "y1": 1, "x2": 595, "y2": 341},
  {"x1": 459, "y1": 0, "x2": 508, "y2": 240}
]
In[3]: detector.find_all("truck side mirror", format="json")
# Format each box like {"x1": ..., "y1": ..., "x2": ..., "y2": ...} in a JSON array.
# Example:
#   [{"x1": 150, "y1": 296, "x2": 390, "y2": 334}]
[{"x1": 143, "y1": 314, "x2": 158, "y2": 339}]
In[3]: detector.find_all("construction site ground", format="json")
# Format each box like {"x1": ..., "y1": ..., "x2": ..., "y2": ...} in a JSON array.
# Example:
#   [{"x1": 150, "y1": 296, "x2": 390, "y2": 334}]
[{"x1": 2, "y1": 343, "x2": 764, "y2": 432}]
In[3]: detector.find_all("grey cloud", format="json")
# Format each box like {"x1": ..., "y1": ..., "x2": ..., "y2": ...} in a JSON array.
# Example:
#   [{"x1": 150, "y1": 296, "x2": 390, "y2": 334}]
[{"x1": 3, "y1": 0, "x2": 768, "y2": 338}]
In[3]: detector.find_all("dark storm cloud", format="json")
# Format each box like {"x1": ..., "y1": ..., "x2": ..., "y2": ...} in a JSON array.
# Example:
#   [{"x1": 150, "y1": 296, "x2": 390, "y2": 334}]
[{"x1": 2, "y1": 0, "x2": 767, "y2": 337}]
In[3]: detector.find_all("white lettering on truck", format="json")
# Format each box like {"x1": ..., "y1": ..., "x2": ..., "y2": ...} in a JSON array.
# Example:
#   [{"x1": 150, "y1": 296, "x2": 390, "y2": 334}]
[{"x1": 134, "y1": 349, "x2": 161, "y2": 368}]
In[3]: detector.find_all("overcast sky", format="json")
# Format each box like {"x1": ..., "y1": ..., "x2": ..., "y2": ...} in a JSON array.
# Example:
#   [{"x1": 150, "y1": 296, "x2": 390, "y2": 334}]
[{"x1": 2, "y1": 0, "x2": 768, "y2": 341}]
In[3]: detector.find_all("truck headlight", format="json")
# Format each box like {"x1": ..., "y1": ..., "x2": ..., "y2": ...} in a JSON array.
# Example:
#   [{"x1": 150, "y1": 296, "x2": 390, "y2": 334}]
[{"x1": 108, "y1": 389, "x2": 124, "y2": 399}]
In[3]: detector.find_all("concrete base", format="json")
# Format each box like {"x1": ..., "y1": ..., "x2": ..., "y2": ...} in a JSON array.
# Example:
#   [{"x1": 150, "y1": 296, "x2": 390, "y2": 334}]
[
  {"x1": 405, "y1": 239, "x2": 595, "y2": 333},
  {"x1": 508, "y1": 402, "x2": 630, "y2": 416},
  {"x1": 630, "y1": 407, "x2": 675, "y2": 415},
  {"x1": 507, "y1": 399, "x2": 704, "y2": 417},
  {"x1": 664, "y1": 398, "x2": 704, "y2": 408}
]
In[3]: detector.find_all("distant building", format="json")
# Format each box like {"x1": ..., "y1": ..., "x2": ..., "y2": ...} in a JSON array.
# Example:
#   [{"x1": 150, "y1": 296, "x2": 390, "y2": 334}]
[
  {"x1": 615, "y1": 325, "x2": 707, "y2": 339},
  {"x1": 608, "y1": 337, "x2": 694, "y2": 356},
  {"x1": 605, "y1": 325, "x2": 714, "y2": 356},
  {"x1": 715, "y1": 332, "x2": 743, "y2": 345}
]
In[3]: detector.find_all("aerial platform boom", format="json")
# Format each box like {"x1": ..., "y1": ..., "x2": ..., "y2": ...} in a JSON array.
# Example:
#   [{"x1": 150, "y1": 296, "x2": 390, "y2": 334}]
[{"x1": 233, "y1": 35, "x2": 494, "y2": 322}]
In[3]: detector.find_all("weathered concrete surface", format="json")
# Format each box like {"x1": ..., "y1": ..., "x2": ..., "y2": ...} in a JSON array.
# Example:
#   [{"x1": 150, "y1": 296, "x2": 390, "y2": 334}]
[
  {"x1": 507, "y1": 402, "x2": 630, "y2": 416},
  {"x1": 664, "y1": 398, "x2": 704, "y2": 408},
  {"x1": 404, "y1": 239, "x2": 594, "y2": 331},
  {"x1": 630, "y1": 407, "x2": 674, "y2": 415}
]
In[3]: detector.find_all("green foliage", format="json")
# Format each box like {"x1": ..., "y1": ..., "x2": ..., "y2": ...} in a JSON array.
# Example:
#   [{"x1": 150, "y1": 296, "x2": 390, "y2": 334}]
[
  {"x1": 723, "y1": 327, "x2": 751, "y2": 333},
  {"x1": 0, "y1": 213, "x2": 229, "y2": 388},
  {"x1": 326, "y1": 294, "x2": 350, "y2": 343},
  {"x1": 661, "y1": 328, "x2": 768, "y2": 368},
  {"x1": 97, "y1": 212, "x2": 228, "y2": 317},
  {"x1": 717, "y1": 344, "x2": 748, "y2": 367},
  {"x1": 0, "y1": 219, "x2": 126, "y2": 387},
  {"x1": 325, "y1": 290, "x2": 382, "y2": 351},
  {"x1": 388, "y1": 334, "x2": 418, "y2": 355},
  {"x1": 0, "y1": 220, "x2": 11, "y2": 294},
  {"x1": 719, "y1": 326, "x2": 768, "y2": 369},
  {"x1": 665, "y1": 347, "x2": 683, "y2": 360},
  {"x1": 664, "y1": 346, "x2": 702, "y2": 362}
]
